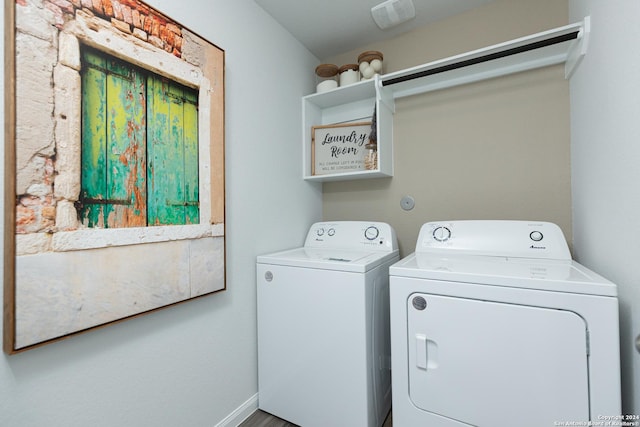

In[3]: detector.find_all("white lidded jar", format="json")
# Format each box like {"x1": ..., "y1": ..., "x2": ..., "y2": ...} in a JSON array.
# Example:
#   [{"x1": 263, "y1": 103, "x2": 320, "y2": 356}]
[
  {"x1": 315, "y1": 64, "x2": 339, "y2": 93},
  {"x1": 358, "y1": 51, "x2": 384, "y2": 81},
  {"x1": 338, "y1": 64, "x2": 360, "y2": 87}
]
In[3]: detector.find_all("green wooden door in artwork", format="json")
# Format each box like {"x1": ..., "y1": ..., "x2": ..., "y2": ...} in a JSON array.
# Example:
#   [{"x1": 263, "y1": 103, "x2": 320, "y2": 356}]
[
  {"x1": 81, "y1": 48, "x2": 147, "y2": 228},
  {"x1": 80, "y1": 47, "x2": 199, "y2": 228},
  {"x1": 147, "y1": 77, "x2": 199, "y2": 225}
]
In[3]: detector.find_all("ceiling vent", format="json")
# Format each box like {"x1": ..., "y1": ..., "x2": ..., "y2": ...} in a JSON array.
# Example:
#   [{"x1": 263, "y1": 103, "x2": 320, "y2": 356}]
[{"x1": 371, "y1": 0, "x2": 416, "y2": 30}]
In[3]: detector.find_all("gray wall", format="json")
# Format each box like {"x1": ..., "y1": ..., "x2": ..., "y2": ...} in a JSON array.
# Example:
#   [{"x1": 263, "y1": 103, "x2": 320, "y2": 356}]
[
  {"x1": 0, "y1": 0, "x2": 322, "y2": 425},
  {"x1": 323, "y1": 0, "x2": 571, "y2": 257},
  {"x1": 570, "y1": 0, "x2": 640, "y2": 415}
]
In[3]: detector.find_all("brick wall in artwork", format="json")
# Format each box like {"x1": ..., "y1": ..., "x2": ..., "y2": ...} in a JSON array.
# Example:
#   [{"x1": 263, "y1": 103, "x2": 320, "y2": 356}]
[
  {"x1": 42, "y1": 0, "x2": 185, "y2": 56},
  {"x1": 14, "y1": 0, "x2": 207, "y2": 250}
]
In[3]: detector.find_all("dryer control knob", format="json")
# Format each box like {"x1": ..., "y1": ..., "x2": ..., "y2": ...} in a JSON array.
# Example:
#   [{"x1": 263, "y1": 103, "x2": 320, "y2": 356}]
[
  {"x1": 433, "y1": 226, "x2": 451, "y2": 242},
  {"x1": 530, "y1": 231, "x2": 544, "y2": 242}
]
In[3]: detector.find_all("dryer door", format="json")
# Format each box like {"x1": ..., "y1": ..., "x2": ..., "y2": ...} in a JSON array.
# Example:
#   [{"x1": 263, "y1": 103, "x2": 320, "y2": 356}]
[{"x1": 407, "y1": 293, "x2": 589, "y2": 427}]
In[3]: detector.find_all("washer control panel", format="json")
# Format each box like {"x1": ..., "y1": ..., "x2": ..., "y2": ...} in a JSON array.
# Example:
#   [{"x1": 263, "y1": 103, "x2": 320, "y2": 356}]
[
  {"x1": 305, "y1": 221, "x2": 398, "y2": 251},
  {"x1": 416, "y1": 220, "x2": 571, "y2": 260}
]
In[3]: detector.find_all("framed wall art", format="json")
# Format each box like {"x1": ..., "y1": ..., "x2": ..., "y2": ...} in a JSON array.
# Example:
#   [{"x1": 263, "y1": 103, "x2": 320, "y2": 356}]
[{"x1": 4, "y1": 0, "x2": 225, "y2": 353}]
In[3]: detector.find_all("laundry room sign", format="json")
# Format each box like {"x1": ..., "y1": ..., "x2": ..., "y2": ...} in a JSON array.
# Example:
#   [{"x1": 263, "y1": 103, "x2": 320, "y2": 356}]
[{"x1": 311, "y1": 122, "x2": 371, "y2": 175}]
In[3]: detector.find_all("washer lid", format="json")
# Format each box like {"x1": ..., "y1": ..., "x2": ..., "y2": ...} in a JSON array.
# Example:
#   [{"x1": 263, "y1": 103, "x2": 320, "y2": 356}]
[
  {"x1": 390, "y1": 253, "x2": 617, "y2": 296},
  {"x1": 257, "y1": 247, "x2": 399, "y2": 273}
]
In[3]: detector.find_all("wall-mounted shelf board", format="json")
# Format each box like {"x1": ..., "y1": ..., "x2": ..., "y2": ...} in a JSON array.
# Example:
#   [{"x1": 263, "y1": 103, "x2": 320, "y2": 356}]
[
  {"x1": 380, "y1": 18, "x2": 590, "y2": 99},
  {"x1": 301, "y1": 17, "x2": 590, "y2": 182}
]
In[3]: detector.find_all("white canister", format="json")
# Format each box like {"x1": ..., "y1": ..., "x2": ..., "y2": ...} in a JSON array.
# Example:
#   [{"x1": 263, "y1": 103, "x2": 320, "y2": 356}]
[
  {"x1": 338, "y1": 64, "x2": 359, "y2": 86},
  {"x1": 315, "y1": 64, "x2": 339, "y2": 93},
  {"x1": 357, "y1": 51, "x2": 384, "y2": 80}
]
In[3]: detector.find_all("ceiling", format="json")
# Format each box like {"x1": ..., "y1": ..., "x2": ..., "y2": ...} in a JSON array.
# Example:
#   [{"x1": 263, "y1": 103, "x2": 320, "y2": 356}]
[{"x1": 254, "y1": 0, "x2": 497, "y2": 59}]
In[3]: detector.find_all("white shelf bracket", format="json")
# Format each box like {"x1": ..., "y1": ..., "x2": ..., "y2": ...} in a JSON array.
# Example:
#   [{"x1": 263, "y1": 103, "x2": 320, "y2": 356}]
[{"x1": 565, "y1": 16, "x2": 590, "y2": 79}]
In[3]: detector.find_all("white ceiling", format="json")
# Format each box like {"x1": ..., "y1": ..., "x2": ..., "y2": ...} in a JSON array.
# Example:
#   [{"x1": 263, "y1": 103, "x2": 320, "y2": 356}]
[{"x1": 254, "y1": 0, "x2": 497, "y2": 59}]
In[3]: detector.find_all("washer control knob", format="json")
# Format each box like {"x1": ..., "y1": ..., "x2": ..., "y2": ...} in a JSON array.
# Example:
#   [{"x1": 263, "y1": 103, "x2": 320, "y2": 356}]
[
  {"x1": 364, "y1": 226, "x2": 379, "y2": 241},
  {"x1": 530, "y1": 231, "x2": 544, "y2": 242},
  {"x1": 316, "y1": 228, "x2": 325, "y2": 237},
  {"x1": 433, "y1": 226, "x2": 451, "y2": 242},
  {"x1": 328, "y1": 228, "x2": 335, "y2": 236}
]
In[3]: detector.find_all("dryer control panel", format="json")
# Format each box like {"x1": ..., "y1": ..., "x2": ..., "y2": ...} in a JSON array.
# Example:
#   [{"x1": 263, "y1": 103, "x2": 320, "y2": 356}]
[
  {"x1": 305, "y1": 221, "x2": 398, "y2": 252},
  {"x1": 416, "y1": 220, "x2": 571, "y2": 260}
]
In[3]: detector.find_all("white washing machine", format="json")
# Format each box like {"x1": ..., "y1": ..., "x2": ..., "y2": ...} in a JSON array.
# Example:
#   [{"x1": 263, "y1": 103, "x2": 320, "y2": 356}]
[
  {"x1": 389, "y1": 220, "x2": 621, "y2": 427},
  {"x1": 257, "y1": 221, "x2": 399, "y2": 427}
]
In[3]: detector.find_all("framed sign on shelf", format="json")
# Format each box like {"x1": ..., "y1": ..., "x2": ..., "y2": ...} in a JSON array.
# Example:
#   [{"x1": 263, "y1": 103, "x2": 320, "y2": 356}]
[{"x1": 311, "y1": 122, "x2": 372, "y2": 176}]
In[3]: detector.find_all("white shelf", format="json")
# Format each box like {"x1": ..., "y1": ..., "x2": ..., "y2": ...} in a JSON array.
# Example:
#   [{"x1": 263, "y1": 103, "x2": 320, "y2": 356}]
[
  {"x1": 303, "y1": 79, "x2": 376, "y2": 109},
  {"x1": 302, "y1": 77, "x2": 394, "y2": 181},
  {"x1": 380, "y1": 18, "x2": 589, "y2": 99},
  {"x1": 302, "y1": 17, "x2": 590, "y2": 182}
]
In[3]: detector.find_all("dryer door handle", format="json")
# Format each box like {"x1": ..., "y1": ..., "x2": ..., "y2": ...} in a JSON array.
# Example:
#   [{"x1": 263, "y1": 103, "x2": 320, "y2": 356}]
[{"x1": 415, "y1": 334, "x2": 439, "y2": 370}]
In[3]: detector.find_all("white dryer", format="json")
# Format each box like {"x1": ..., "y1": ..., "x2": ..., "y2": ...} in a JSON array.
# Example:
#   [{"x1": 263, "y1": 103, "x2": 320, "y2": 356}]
[
  {"x1": 257, "y1": 221, "x2": 399, "y2": 427},
  {"x1": 389, "y1": 220, "x2": 621, "y2": 427}
]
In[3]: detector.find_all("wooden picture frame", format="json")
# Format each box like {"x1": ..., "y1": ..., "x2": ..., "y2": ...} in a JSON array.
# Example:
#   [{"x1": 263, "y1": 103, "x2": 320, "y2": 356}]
[
  {"x1": 4, "y1": 0, "x2": 226, "y2": 353},
  {"x1": 311, "y1": 122, "x2": 372, "y2": 175}
]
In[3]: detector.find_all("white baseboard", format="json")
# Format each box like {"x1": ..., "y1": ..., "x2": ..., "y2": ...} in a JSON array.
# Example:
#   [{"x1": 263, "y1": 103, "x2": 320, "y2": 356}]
[{"x1": 214, "y1": 393, "x2": 259, "y2": 427}]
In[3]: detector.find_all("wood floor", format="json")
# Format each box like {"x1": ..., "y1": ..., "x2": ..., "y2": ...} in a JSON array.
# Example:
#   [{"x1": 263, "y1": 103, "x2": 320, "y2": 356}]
[{"x1": 238, "y1": 409, "x2": 393, "y2": 427}]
